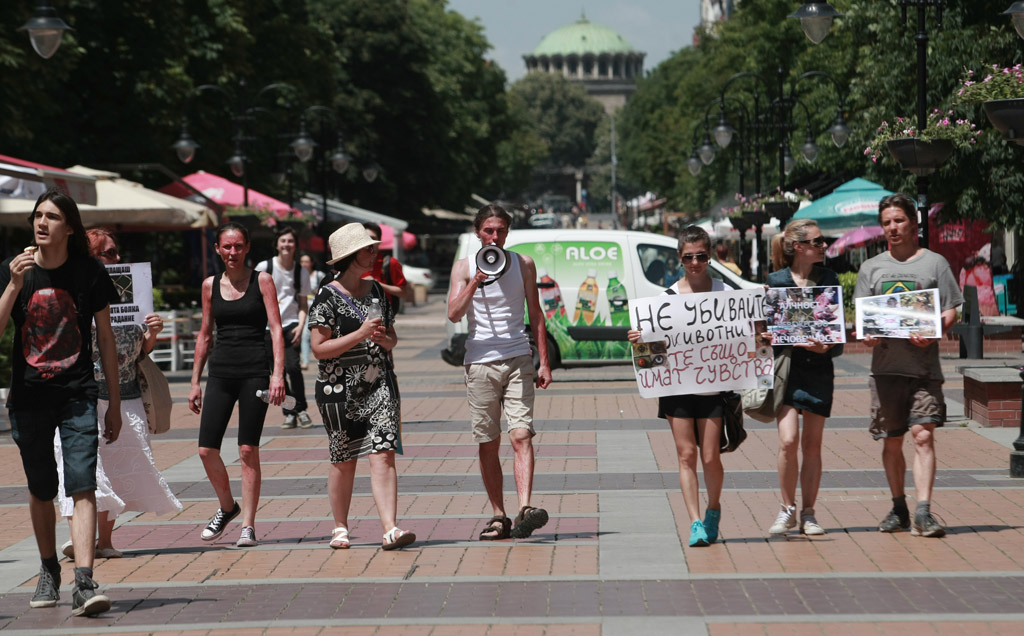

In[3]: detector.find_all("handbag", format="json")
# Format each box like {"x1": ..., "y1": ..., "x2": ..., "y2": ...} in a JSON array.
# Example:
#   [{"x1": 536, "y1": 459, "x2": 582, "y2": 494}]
[
  {"x1": 741, "y1": 348, "x2": 791, "y2": 423},
  {"x1": 137, "y1": 354, "x2": 172, "y2": 434},
  {"x1": 720, "y1": 392, "x2": 747, "y2": 453}
]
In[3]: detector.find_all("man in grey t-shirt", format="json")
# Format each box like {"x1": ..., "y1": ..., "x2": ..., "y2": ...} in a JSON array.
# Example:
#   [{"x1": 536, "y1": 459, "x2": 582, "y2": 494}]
[{"x1": 854, "y1": 193, "x2": 962, "y2": 538}]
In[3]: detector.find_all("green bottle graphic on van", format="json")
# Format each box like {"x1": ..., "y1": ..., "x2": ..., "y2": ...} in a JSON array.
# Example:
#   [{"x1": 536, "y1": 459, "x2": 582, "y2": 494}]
[
  {"x1": 574, "y1": 269, "x2": 599, "y2": 325},
  {"x1": 607, "y1": 271, "x2": 629, "y2": 327}
]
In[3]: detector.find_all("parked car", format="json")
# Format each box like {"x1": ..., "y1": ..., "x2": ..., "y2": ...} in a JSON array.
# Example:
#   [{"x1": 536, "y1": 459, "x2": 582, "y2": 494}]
[
  {"x1": 528, "y1": 213, "x2": 560, "y2": 229},
  {"x1": 440, "y1": 229, "x2": 759, "y2": 368},
  {"x1": 403, "y1": 264, "x2": 434, "y2": 290}
]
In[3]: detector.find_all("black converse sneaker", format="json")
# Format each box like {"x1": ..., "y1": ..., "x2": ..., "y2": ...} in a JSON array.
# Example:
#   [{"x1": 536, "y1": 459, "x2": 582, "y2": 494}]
[
  {"x1": 71, "y1": 569, "x2": 110, "y2": 617},
  {"x1": 201, "y1": 502, "x2": 241, "y2": 541},
  {"x1": 29, "y1": 565, "x2": 59, "y2": 608}
]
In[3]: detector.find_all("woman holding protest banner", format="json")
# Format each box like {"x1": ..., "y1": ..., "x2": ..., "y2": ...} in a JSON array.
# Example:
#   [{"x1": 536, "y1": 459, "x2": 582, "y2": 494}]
[
  {"x1": 56, "y1": 229, "x2": 182, "y2": 561},
  {"x1": 764, "y1": 219, "x2": 843, "y2": 537},
  {"x1": 628, "y1": 225, "x2": 725, "y2": 548}
]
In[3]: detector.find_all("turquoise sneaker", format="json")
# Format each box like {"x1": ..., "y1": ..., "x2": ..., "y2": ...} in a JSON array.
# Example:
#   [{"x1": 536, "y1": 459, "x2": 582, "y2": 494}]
[
  {"x1": 704, "y1": 508, "x2": 721, "y2": 544},
  {"x1": 689, "y1": 520, "x2": 709, "y2": 547}
]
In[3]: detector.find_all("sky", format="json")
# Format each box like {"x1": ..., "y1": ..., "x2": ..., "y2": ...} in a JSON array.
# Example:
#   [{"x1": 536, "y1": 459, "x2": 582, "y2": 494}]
[{"x1": 446, "y1": 1, "x2": 704, "y2": 84}]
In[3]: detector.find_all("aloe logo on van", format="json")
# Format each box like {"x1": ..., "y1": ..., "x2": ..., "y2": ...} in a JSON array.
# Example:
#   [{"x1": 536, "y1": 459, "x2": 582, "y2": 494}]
[{"x1": 565, "y1": 244, "x2": 619, "y2": 261}]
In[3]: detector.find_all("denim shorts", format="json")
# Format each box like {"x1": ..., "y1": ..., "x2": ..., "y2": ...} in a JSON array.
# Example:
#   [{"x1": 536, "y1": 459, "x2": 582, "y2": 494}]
[{"x1": 10, "y1": 398, "x2": 98, "y2": 500}]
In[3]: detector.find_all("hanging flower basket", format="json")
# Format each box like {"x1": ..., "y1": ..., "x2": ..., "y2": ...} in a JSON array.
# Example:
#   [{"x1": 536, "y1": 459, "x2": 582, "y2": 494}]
[
  {"x1": 763, "y1": 200, "x2": 800, "y2": 224},
  {"x1": 729, "y1": 215, "x2": 754, "y2": 234},
  {"x1": 885, "y1": 138, "x2": 955, "y2": 177},
  {"x1": 983, "y1": 98, "x2": 1024, "y2": 145}
]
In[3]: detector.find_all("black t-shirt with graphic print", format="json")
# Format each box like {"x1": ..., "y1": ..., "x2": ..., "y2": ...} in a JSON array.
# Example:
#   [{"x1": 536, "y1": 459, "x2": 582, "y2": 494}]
[{"x1": 0, "y1": 253, "x2": 116, "y2": 409}]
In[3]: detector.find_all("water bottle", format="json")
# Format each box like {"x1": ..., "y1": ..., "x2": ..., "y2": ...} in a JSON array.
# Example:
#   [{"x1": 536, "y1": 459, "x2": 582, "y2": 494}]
[
  {"x1": 256, "y1": 390, "x2": 296, "y2": 410},
  {"x1": 365, "y1": 298, "x2": 382, "y2": 344}
]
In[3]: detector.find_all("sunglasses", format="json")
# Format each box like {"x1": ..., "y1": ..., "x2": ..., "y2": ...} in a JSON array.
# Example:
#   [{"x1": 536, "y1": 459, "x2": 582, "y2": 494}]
[
  {"x1": 798, "y1": 237, "x2": 828, "y2": 247},
  {"x1": 97, "y1": 248, "x2": 119, "y2": 259},
  {"x1": 681, "y1": 252, "x2": 710, "y2": 263}
]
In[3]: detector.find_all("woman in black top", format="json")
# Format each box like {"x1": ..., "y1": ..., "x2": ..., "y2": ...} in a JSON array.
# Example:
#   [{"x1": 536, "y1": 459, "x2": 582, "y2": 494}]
[
  {"x1": 765, "y1": 219, "x2": 843, "y2": 537},
  {"x1": 188, "y1": 222, "x2": 286, "y2": 548}
]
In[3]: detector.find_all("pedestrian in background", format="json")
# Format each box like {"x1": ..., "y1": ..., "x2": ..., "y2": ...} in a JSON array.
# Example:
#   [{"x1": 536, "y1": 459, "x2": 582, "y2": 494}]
[
  {"x1": 765, "y1": 219, "x2": 842, "y2": 537},
  {"x1": 628, "y1": 225, "x2": 725, "y2": 548},
  {"x1": 256, "y1": 227, "x2": 314, "y2": 428},
  {"x1": 299, "y1": 252, "x2": 326, "y2": 370},
  {"x1": 362, "y1": 222, "x2": 412, "y2": 316},
  {"x1": 309, "y1": 223, "x2": 414, "y2": 550},
  {"x1": 56, "y1": 229, "x2": 182, "y2": 562},
  {"x1": 189, "y1": 222, "x2": 287, "y2": 548}
]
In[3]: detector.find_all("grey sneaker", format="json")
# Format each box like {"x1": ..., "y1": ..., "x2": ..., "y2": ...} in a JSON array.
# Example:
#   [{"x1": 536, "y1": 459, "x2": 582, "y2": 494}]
[
  {"x1": 236, "y1": 526, "x2": 258, "y2": 547},
  {"x1": 71, "y1": 571, "x2": 110, "y2": 617},
  {"x1": 912, "y1": 511, "x2": 946, "y2": 538},
  {"x1": 296, "y1": 411, "x2": 314, "y2": 429},
  {"x1": 878, "y1": 508, "x2": 911, "y2": 533},
  {"x1": 282, "y1": 414, "x2": 297, "y2": 429},
  {"x1": 201, "y1": 502, "x2": 240, "y2": 541},
  {"x1": 768, "y1": 504, "x2": 797, "y2": 535},
  {"x1": 30, "y1": 566, "x2": 59, "y2": 608},
  {"x1": 800, "y1": 509, "x2": 825, "y2": 536}
]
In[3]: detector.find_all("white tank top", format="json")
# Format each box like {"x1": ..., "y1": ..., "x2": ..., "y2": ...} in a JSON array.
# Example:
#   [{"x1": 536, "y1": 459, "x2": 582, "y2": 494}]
[{"x1": 464, "y1": 251, "x2": 532, "y2": 364}]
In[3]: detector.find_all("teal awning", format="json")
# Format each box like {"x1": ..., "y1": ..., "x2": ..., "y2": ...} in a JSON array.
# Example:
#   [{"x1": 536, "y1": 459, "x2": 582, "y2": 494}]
[{"x1": 792, "y1": 178, "x2": 893, "y2": 233}]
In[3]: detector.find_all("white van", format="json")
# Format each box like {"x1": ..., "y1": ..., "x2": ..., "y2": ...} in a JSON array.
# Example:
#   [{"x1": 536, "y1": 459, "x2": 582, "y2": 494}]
[{"x1": 441, "y1": 229, "x2": 759, "y2": 368}]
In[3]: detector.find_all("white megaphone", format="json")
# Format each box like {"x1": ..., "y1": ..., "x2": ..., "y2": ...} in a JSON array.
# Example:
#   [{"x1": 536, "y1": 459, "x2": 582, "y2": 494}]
[{"x1": 475, "y1": 245, "x2": 509, "y2": 285}]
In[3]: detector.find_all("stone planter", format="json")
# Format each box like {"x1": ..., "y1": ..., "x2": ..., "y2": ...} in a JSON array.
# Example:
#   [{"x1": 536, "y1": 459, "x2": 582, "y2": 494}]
[
  {"x1": 983, "y1": 98, "x2": 1024, "y2": 145},
  {"x1": 886, "y1": 138, "x2": 955, "y2": 177}
]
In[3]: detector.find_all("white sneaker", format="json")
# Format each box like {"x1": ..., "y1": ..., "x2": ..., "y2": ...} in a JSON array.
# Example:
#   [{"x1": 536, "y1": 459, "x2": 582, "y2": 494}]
[
  {"x1": 769, "y1": 504, "x2": 797, "y2": 535},
  {"x1": 801, "y1": 510, "x2": 825, "y2": 536},
  {"x1": 236, "y1": 526, "x2": 258, "y2": 547}
]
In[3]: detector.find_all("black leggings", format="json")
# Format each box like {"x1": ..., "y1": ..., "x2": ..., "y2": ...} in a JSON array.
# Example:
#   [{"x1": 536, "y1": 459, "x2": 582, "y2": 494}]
[{"x1": 199, "y1": 375, "x2": 270, "y2": 450}]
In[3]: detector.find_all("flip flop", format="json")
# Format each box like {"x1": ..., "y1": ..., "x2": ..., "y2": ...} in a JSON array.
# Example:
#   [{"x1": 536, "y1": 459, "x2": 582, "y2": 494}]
[
  {"x1": 329, "y1": 527, "x2": 350, "y2": 549},
  {"x1": 510, "y1": 506, "x2": 549, "y2": 539},
  {"x1": 479, "y1": 516, "x2": 511, "y2": 541}
]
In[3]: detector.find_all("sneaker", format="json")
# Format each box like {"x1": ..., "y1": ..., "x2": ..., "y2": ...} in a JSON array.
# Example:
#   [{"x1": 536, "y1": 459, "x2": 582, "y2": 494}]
[
  {"x1": 30, "y1": 566, "x2": 59, "y2": 608},
  {"x1": 282, "y1": 414, "x2": 297, "y2": 429},
  {"x1": 201, "y1": 502, "x2": 241, "y2": 541},
  {"x1": 911, "y1": 511, "x2": 946, "y2": 538},
  {"x1": 878, "y1": 508, "x2": 910, "y2": 533},
  {"x1": 688, "y1": 520, "x2": 709, "y2": 547},
  {"x1": 703, "y1": 508, "x2": 721, "y2": 544},
  {"x1": 800, "y1": 509, "x2": 825, "y2": 536},
  {"x1": 236, "y1": 526, "x2": 258, "y2": 547},
  {"x1": 769, "y1": 504, "x2": 797, "y2": 535},
  {"x1": 71, "y1": 571, "x2": 110, "y2": 617},
  {"x1": 297, "y1": 412, "x2": 314, "y2": 429},
  {"x1": 61, "y1": 540, "x2": 75, "y2": 560}
]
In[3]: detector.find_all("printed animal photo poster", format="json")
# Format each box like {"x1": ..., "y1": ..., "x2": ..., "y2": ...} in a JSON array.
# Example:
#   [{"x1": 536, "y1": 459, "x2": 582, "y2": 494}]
[
  {"x1": 854, "y1": 288, "x2": 942, "y2": 339},
  {"x1": 105, "y1": 262, "x2": 153, "y2": 326},
  {"x1": 764, "y1": 285, "x2": 846, "y2": 345}
]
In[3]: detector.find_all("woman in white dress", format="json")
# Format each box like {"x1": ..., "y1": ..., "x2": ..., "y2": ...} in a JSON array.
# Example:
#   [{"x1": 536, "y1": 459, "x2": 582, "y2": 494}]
[{"x1": 56, "y1": 229, "x2": 182, "y2": 559}]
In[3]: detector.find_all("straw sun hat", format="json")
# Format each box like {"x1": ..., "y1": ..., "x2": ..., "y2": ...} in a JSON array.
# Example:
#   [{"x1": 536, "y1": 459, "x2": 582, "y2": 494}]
[{"x1": 327, "y1": 223, "x2": 381, "y2": 265}]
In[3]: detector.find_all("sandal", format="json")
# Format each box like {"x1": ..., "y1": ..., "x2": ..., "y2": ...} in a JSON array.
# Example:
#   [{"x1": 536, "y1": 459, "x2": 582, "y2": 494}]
[
  {"x1": 382, "y1": 527, "x2": 415, "y2": 551},
  {"x1": 479, "y1": 516, "x2": 512, "y2": 541},
  {"x1": 510, "y1": 505, "x2": 549, "y2": 539},
  {"x1": 329, "y1": 527, "x2": 350, "y2": 549}
]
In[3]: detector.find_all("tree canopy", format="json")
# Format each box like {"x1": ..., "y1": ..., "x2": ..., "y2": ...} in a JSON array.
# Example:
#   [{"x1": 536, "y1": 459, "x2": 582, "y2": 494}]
[{"x1": 618, "y1": 0, "x2": 1024, "y2": 227}]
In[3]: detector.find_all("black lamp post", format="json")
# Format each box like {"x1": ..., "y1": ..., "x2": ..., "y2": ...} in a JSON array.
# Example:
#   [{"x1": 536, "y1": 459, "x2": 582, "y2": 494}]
[
  {"x1": 172, "y1": 80, "x2": 297, "y2": 208},
  {"x1": 19, "y1": 0, "x2": 72, "y2": 59}
]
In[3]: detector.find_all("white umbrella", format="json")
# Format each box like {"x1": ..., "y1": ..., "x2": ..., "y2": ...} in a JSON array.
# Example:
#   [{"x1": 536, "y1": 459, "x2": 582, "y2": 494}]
[{"x1": 0, "y1": 166, "x2": 217, "y2": 229}]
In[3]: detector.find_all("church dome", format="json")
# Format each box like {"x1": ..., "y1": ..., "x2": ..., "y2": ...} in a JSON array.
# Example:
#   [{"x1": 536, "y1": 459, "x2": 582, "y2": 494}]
[{"x1": 532, "y1": 16, "x2": 637, "y2": 57}]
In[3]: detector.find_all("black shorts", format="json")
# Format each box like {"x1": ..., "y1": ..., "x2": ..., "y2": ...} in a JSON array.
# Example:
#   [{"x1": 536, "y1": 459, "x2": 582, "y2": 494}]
[
  {"x1": 658, "y1": 393, "x2": 725, "y2": 420},
  {"x1": 199, "y1": 375, "x2": 270, "y2": 450}
]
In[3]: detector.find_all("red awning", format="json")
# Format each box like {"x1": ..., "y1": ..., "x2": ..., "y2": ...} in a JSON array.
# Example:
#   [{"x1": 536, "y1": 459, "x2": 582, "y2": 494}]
[{"x1": 0, "y1": 153, "x2": 98, "y2": 205}]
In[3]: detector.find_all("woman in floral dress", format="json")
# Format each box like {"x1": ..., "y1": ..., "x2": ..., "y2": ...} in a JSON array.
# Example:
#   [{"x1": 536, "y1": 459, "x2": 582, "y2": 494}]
[
  {"x1": 308, "y1": 223, "x2": 414, "y2": 551},
  {"x1": 56, "y1": 229, "x2": 182, "y2": 559}
]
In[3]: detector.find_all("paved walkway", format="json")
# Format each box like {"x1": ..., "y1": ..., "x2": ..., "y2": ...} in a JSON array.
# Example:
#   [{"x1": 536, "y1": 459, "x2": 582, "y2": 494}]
[{"x1": 1, "y1": 294, "x2": 1023, "y2": 635}]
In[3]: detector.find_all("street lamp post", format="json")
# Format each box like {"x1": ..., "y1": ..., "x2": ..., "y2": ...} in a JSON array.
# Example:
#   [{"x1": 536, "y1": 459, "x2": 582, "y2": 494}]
[
  {"x1": 19, "y1": 0, "x2": 73, "y2": 59},
  {"x1": 172, "y1": 80, "x2": 296, "y2": 208}
]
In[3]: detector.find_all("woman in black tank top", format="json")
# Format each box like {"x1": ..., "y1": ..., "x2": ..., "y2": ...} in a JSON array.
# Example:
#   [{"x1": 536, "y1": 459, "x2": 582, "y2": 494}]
[{"x1": 187, "y1": 223, "x2": 287, "y2": 548}]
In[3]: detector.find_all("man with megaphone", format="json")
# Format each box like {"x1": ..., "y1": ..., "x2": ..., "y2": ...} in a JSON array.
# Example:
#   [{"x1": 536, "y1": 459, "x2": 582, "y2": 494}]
[{"x1": 448, "y1": 204, "x2": 552, "y2": 540}]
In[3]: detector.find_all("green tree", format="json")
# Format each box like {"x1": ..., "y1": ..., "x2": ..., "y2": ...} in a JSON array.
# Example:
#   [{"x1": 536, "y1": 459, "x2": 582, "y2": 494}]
[{"x1": 509, "y1": 73, "x2": 605, "y2": 170}]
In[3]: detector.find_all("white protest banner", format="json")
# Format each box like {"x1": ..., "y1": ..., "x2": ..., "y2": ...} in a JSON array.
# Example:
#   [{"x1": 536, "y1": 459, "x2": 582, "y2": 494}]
[
  {"x1": 105, "y1": 262, "x2": 153, "y2": 326},
  {"x1": 629, "y1": 288, "x2": 774, "y2": 398},
  {"x1": 765, "y1": 285, "x2": 846, "y2": 345},
  {"x1": 855, "y1": 288, "x2": 942, "y2": 339}
]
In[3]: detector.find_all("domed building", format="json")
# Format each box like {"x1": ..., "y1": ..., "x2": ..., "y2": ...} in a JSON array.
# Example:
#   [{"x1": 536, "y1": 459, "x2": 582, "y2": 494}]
[{"x1": 523, "y1": 14, "x2": 645, "y2": 114}]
